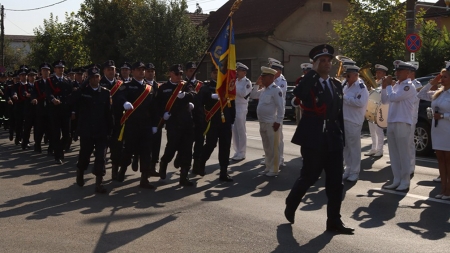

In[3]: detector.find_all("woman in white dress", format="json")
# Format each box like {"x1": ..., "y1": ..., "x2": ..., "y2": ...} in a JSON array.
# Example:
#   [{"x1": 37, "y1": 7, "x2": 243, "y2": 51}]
[{"x1": 417, "y1": 66, "x2": 450, "y2": 199}]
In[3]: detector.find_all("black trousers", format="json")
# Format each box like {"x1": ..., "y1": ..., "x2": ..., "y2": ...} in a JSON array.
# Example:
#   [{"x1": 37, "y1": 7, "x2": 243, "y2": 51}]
[
  {"x1": 13, "y1": 103, "x2": 25, "y2": 141},
  {"x1": 121, "y1": 124, "x2": 152, "y2": 173},
  {"x1": 109, "y1": 122, "x2": 123, "y2": 166},
  {"x1": 285, "y1": 146, "x2": 344, "y2": 221},
  {"x1": 161, "y1": 126, "x2": 194, "y2": 168},
  {"x1": 192, "y1": 122, "x2": 205, "y2": 160},
  {"x1": 200, "y1": 122, "x2": 232, "y2": 173},
  {"x1": 49, "y1": 108, "x2": 71, "y2": 160},
  {"x1": 7, "y1": 103, "x2": 14, "y2": 136},
  {"x1": 77, "y1": 135, "x2": 107, "y2": 176},
  {"x1": 22, "y1": 106, "x2": 36, "y2": 144},
  {"x1": 34, "y1": 103, "x2": 49, "y2": 149},
  {"x1": 0, "y1": 101, "x2": 6, "y2": 125}
]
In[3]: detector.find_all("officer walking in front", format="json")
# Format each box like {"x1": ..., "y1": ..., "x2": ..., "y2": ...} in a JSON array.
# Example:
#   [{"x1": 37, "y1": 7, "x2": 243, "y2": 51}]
[
  {"x1": 156, "y1": 64, "x2": 196, "y2": 186},
  {"x1": 21, "y1": 68, "x2": 38, "y2": 150},
  {"x1": 341, "y1": 64, "x2": 369, "y2": 182},
  {"x1": 193, "y1": 66, "x2": 235, "y2": 182},
  {"x1": 284, "y1": 44, "x2": 355, "y2": 234},
  {"x1": 12, "y1": 66, "x2": 30, "y2": 146},
  {"x1": 32, "y1": 63, "x2": 52, "y2": 153},
  {"x1": 231, "y1": 62, "x2": 252, "y2": 161},
  {"x1": 70, "y1": 66, "x2": 113, "y2": 193}
]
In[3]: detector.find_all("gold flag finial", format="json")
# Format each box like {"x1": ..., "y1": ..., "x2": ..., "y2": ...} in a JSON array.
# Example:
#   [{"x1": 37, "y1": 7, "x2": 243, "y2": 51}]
[{"x1": 229, "y1": 0, "x2": 243, "y2": 16}]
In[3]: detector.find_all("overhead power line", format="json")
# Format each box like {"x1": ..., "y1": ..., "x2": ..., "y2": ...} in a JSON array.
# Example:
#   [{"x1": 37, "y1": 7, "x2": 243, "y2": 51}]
[{"x1": 5, "y1": 0, "x2": 68, "y2": 12}]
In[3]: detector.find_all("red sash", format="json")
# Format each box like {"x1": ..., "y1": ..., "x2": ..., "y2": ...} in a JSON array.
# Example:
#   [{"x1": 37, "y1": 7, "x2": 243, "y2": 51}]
[
  {"x1": 157, "y1": 81, "x2": 184, "y2": 128},
  {"x1": 110, "y1": 80, "x2": 123, "y2": 96},
  {"x1": 120, "y1": 84, "x2": 152, "y2": 125},
  {"x1": 195, "y1": 81, "x2": 203, "y2": 92},
  {"x1": 204, "y1": 101, "x2": 221, "y2": 122},
  {"x1": 47, "y1": 77, "x2": 61, "y2": 95},
  {"x1": 34, "y1": 81, "x2": 46, "y2": 100}
]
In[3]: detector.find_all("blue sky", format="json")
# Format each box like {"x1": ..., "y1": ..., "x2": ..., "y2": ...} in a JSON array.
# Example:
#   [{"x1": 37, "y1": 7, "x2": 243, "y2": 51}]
[{"x1": 1, "y1": 0, "x2": 440, "y2": 35}]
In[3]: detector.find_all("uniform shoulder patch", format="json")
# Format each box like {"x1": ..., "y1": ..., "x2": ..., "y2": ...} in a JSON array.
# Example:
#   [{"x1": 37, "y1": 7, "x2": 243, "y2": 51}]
[
  {"x1": 101, "y1": 86, "x2": 110, "y2": 92},
  {"x1": 246, "y1": 84, "x2": 250, "y2": 89},
  {"x1": 278, "y1": 91, "x2": 282, "y2": 97},
  {"x1": 357, "y1": 94, "x2": 361, "y2": 99},
  {"x1": 359, "y1": 82, "x2": 365, "y2": 89},
  {"x1": 280, "y1": 84, "x2": 284, "y2": 88},
  {"x1": 404, "y1": 86, "x2": 410, "y2": 91}
]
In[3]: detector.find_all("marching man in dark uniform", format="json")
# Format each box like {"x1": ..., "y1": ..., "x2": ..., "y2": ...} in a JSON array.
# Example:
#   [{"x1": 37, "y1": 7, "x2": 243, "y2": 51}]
[
  {"x1": 46, "y1": 60, "x2": 73, "y2": 164},
  {"x1": 113, "y1": 61, "x2": 158, "y2": 189},
  {"x1": 70, "y1": 66, "x2": 113, "y2": 193},
  {"x1": 120, "y1": 62, "x2": 132, "y2": 82},
  {"x1": 156, "y1": 64, "x2": 196, "y2": 186},
  {"x1": 284, "y1": 44, "x2": 355, "y2": 234},
  {"x1": 21, "y1": 68, "x2": 39, "y2": 150},
  {"x1": 100, "y1": 60, "x2": 117, "y2": 90},
  {"x1": 12, "y1": 66, "x2": 30, "y2": 146},
  {"x1": 193, "y1": 66, "x2": 235, "y2": 182},
  {"x1": 0, "y1": 73, "x2": 7, "y2": 130},
  {"x1": 31, "y1": 63, "x2": 52, "y2": 153}
]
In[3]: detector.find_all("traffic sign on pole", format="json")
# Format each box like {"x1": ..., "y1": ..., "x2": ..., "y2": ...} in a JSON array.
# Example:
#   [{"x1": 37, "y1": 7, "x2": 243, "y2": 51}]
[
  {"x1": 405, "y1": 33, "x2": 422, "y2": 52},
  {"x1": 410, "y1": 52, "x2": 415, "y2": 61}
]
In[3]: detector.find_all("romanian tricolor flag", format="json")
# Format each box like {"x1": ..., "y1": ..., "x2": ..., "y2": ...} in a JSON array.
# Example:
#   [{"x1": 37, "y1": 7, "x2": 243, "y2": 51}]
[{"x1": 208, "y1": 17, "x2": 237, "y2": 114}]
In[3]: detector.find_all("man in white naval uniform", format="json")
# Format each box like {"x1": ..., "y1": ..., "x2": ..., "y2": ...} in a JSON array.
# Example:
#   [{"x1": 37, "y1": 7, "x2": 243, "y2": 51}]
[
  {"x1": 256, "y1": 66, "x2": 284, "y2": 177},
  {"x1": 341, "y1": 65, "x2": 369, "y2": 182},
  {"x1": 365, "y1": 64, "x2": 388, "y2": 157},
  {"x1": 406, "y1": 62, "x2": 422, "y2": 176},
  {"x1": 231, "y1": 62, "x2": 252, "y2": 161},
  {"x1": 269, "y1": 59, "x2": 287, "y2": 166},
  {"x1": 381, "y1": 60, "x2": 417, "y2": 191}
]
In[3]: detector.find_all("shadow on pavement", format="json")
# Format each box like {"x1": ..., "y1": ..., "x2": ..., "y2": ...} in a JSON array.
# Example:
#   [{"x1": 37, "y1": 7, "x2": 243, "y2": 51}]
[{"x1": 272, "y1": 224, "x2": 334, "y2": 253}]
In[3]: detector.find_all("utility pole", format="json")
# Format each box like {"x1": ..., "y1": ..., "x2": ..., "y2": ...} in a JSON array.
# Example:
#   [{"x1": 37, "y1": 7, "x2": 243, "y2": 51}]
[
  {"x1": 1, "y1": 5, "x2": 4, "y2": 68},
  {"x1": 405, "y1": 0, "x2": 416, "y2": 61}
]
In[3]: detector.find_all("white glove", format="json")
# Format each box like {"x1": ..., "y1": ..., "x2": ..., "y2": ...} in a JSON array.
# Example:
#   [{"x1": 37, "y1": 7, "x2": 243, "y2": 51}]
[
  {"x1": 291, "y1": 97, "x2": 299, "y2": 108},
  {"x1": 123, "y1": 102, "x2": 134, "y2": 110},
  {"x1": 163, "y1": 112, "x2": 171, "y2": 120},
  {"x1": 177, "y1": 91, "x2": 185, "y2": 99},
  {"x1": 211, "y1": 93, "x2": 219, "y2": 100},
  {"x1": 188, "y1": 102, "x2": 194, "y2": 111},
  {"x1": 152, "y1": 127, "x2": 157, "y2": 134}
]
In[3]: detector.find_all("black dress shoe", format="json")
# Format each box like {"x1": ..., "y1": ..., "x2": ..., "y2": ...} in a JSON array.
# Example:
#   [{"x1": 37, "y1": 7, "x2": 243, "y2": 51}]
[
  {"x1": 132, "y1": 157, "x2": 139, "y2": 172},
  {"x1": 148, "y1": 170, "x2": 160, "y2": 177},
  {"x1": 326, "y1": 220, "x2": 355, "y2": 234},
  {"x1": 9, "y1": 134, "x2": 13, "y2": 141},
  {"x1": 139, "y1": 181, "x2": 156, "y2": 189},
  {"x1": 192, "y1": 160, "x2": 205, "y2": 176},
  {"x1": 15, "y1": 139, "x2": 21, "y2": 145},
  {"x1": 284, "y1": 207, "x2": 295, "y2": 224},
  {"x1": 179, "y1": 177, "x2": 194, "y2": 186},
  {"x1": 76, "y1": 168, "x2": 84, "y2": 187},
  {"x1": 117, "y1": 167, "x2": 126, "y2": 182},
  {"x1": 34, "y1": 145, "x2": 42, "y2": 153},
  {"x1": 55, "y1": 159, "x2": 63, "y2": 165},
  {"x1": 95, "y1": 185, "x2": 107, "y2": 193},
  {"x1": 219, "y1": 174, "x2": 233, "y2": 182},
  {"x1": 111, "y1": 164, "x2": 119, "y2": 180}
]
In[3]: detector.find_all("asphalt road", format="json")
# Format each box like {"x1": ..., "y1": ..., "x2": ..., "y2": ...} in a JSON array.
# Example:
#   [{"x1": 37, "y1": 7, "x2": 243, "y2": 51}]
[{"x1": 0, "y1": 119, "x2": 448, "y2": 253}]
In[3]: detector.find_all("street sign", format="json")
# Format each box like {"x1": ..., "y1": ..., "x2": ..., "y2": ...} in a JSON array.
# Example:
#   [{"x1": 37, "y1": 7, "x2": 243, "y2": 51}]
[
  {"x1": 405, "y1": 33, "x2": 422, "y2": 52},
  {"x1": 410, "y1": 52, "x2": 415, "y2": 61}
]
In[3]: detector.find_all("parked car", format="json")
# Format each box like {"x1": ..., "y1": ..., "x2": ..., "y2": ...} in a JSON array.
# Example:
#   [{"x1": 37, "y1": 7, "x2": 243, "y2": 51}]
[
  {"x1": 415, "y1": 75, "x2": 435, "y2": 156},
  {"x1": 247, "y1": 84, "x2": 296, "y2": 121}
]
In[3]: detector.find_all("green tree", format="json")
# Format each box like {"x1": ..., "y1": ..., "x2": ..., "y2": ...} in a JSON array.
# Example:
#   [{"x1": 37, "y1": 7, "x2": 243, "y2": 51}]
[
  {"x1": 29, "y1": 12, "x2": 90, "y2": 68},
  {"x1": 330, "y1": 0, "x2": 423, "y2": 71},
  {"x1": 3, "y1": 39, "x2": 28, "y2": 71}
]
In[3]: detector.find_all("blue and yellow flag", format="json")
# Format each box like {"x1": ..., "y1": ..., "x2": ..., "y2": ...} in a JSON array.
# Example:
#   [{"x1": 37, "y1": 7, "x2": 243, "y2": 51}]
[{"x1": 208, "y1": 17, "x2": 237, "y2": 113}]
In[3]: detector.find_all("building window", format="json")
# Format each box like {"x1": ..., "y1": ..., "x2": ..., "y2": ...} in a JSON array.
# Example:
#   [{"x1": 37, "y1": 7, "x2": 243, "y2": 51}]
[{"x1": 323, "y1": 2, "x2": 332, "y2": 12}]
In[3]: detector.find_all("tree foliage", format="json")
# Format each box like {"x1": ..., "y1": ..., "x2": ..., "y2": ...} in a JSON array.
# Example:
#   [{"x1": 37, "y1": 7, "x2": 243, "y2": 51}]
[
  {"x1": 329, "y1": 0, "x2": 423, "y2": 73},
  {"x1": 3, "y1": 39, "x2": 28, "y2": 71},
  {"x1": 29, "y1": 13, "x2": 90, "y2": 69}
]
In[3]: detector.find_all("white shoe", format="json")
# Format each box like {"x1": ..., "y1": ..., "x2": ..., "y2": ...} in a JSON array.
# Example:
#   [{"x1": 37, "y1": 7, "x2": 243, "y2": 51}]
[
  {"x1": 258, "y1": 169, "x2": 269, "y2": 175},
  {"x1": 364, "y1": 150, "x2": 376, "y2": 156},
  {"x1": 346, "y1": 174, "x2": 359, "y2": 182},
  {"x1": 265, "y1": 172, "x2": 278, "y2": 177},
  {"x1": 383, "y1": 182, "x2": 400, "y2": 189},
  {"x1": 433, "y1": 176, "x2": 441, "y2": 182},
  {"x1": 395, "y1": 184, "x2": 410, "y2": 191},
  {"x1": 372, "y1": 151, "x2": 383, "y2": 157},
  {"x1": 260, "y1": 159, "x2": 266, "y2": 165},
  {"x1": 231, "y1": 156, "x2": 245, "y2": 161}
]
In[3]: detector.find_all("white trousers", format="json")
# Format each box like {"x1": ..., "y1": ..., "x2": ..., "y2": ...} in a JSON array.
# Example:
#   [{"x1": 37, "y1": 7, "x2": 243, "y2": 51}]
[
  {"x1": 387, "y1": 122, "x2": 412, "y2": 187},
  {"x1": 232, "y1": 106, "x2": 247, "y2": 158},
  {"x1": 259, "y1": 122, "x2": 280, "y2": 173},
  {"x1": 368, "y1": 121, "x2": 384, "y2": 152},
  {"x1": 343, "y1": 120, "x2": 363, "y2": 175},
  {"x1": 409, "y1": 122, "x2": 416, "y2": 174}
]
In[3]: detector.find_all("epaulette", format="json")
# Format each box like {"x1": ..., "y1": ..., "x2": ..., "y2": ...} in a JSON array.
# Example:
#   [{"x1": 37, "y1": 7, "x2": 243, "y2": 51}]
[{"x1": 101, "y1": 86, "x2": 110, "y2": 92}]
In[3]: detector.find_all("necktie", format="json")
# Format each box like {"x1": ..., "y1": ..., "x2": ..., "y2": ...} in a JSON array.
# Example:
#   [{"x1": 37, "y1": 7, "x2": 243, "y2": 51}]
[{"x1": 323, "y1": 80, "x2": 332, "y2": 101}]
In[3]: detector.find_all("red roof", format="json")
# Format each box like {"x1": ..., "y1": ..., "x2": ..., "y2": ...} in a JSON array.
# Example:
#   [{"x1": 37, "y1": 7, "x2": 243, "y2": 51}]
[{"x1": 203, "y1": 0, "x2": 307, "y2": 37}]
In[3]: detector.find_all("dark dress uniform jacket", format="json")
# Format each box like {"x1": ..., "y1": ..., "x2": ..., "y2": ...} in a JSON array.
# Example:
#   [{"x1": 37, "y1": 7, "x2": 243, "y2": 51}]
[
  {"x1": 198, "y1": 80, "x2": 236, "y2": 126},
  {"x1": 45, "y1": 76, "x2": 73, "y2": 116},
  {"x1": 70, "y1": 86, "x2": 113, "y2": 138},
  {"x1": 291, "y1": 70, "x2": 345, "y2": 151}
]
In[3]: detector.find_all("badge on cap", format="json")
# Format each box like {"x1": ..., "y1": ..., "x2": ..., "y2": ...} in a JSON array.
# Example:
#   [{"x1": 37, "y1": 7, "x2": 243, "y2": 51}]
[
  {"x1": 92, "y1": 68, "x2": 98, "y2": 74},
  {"x1": 404, "y1": 86, "x2": 410, "y2": 91},
  {"x1": 323, "y1": 48, "x2": 328, "y2": 53}
]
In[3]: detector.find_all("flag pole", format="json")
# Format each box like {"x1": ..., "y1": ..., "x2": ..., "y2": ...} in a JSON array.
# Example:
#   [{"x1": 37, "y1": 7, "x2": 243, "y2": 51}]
[{"x1": 186, "y1": 0, "x2": 242, "y2": 83}]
